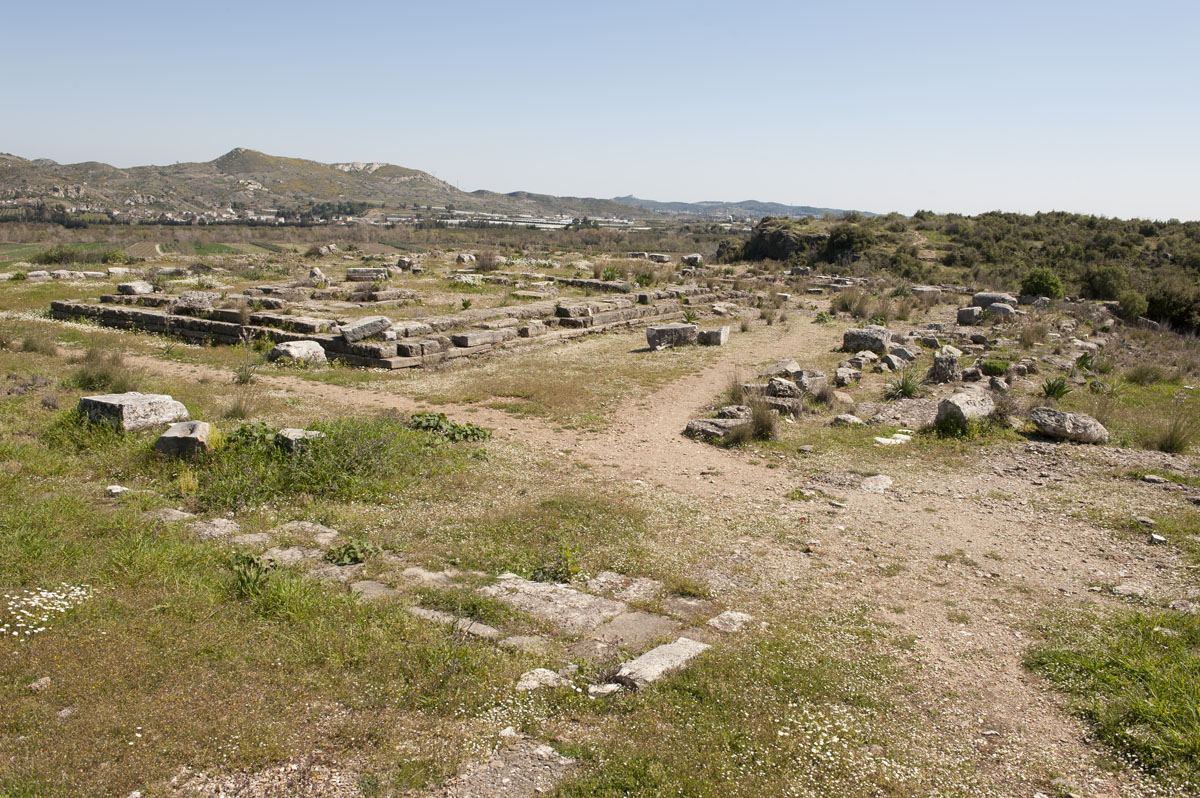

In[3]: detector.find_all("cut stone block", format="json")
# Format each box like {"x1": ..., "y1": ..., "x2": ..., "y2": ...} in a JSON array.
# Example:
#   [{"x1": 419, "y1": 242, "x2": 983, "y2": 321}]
[
  {"x1": 450, "y1": 329, "x2": 508, "y2": 347},
  {"x1": 615, "y1": 637, "x2": 711, "y2": 688},
  {"x1": 647, "y1": 323, "x2": 698, "y2": 350},
  {"x1": 117, "y1": 280, "x2": 153, "y2": 295},
  {"x1": 79, "y1": 392, "x2": 189, "y2": 432},
  {"x1": 842, "y1": 325, "x2": 891, "y2": 354},
  {"x1": 345, "y1": 267, "x2": 389, "y2": 282},
  {"x1": 268, "y1": 340, "x2": 327, "y2": 365},
  {"x1": 340, "y1": 315, "x2": 391, "y2": 342},
  {"x1": 957, "y1": 306, "x2": 983, "y2": 325},
  {"x1": 698, "y1": 326, "x2": 730, "y2": 346},
  {"x1": 154, "y1": 420, "x2": 211, "y2": 458},
  {"x1": 480, "y1": 574, "x2": 626, "y2": 634},
  {"x1": 276, "y1": 428, "x2": 326, "y2": 453},
  {"x1": 684, "y1": 417, "x2": 747, "y2": 442}
]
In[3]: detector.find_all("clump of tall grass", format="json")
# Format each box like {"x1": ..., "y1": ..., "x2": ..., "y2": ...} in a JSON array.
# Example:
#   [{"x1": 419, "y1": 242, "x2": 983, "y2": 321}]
[
  {"x1": 66, "y1": 348, "x2": 141, "y2": 393},
  {"x1": 1156, "y1": 395, "x2": 1198, "y2": 454}
]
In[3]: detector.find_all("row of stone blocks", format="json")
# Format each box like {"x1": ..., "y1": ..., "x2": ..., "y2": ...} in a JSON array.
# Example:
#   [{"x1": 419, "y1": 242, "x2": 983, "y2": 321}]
[{"x1": 50, "y1": 296, "x2": 691, "y2": 370}]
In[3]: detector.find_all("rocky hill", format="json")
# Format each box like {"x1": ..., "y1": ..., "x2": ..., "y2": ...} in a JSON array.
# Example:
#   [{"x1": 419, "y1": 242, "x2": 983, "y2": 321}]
[{"x1": 0, "y1": 148, "x2": 861, "y2": 221}]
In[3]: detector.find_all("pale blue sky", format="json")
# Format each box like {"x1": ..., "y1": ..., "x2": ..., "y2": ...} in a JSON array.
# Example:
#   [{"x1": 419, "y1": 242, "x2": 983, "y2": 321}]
[{"x1": 5, "y1": 0, "x2": 1199, "y2": 218}]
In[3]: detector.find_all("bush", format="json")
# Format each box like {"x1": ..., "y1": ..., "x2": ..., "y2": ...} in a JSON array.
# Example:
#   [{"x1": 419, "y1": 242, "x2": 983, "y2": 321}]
[
  {"x1": 1021, "y1": 267, "x2": 1063, "y2": 299},
  {"x1": 1125, "y1": 364, "x2": 1166, "y2": 386},
  {"x1": 980, "y1": 359, "x2": 1010, "y2": 377},
  {"x1": 749, "y1": 400, "x2": 777, "y2": 441},
  {"x1": 20, "y1": 335, "x2": 57, "y2": 356},
  {"x1": 1118, "y1": 290, "x2": 1149, "y2": 321},
  {"x1": 1019, "y1": 322, "x2": 1048, "y2": 348},
  {"x1": 476, "y1": 250, "x2": 501, "y2": 272}
]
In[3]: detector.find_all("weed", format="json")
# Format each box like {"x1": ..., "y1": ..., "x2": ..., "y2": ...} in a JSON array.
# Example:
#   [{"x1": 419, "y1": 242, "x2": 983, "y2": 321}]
[
  {"x1": 814, "y1": 311, "x2": 832, "y2": 324},
  {"x1": 882, "y1": 369, "x2": 921, "y2": 400},
  {"x1": 20, "y1": 334, "x2": 57, "y2": 356},
  {"x1": 66, "y1": 348, "x2": 141, "y2": 393},
  {"x1": 232, "y1": 363, "x2": 258, "y2": 385},
  {"x1": 682, "y1": 308, "x2": 698, "y2": 324},
  {"x1": 407, "y1": 412, "x2": 492, "y2": 442},
  {"x1": 230, "y1": 551, "x2": 273, "y2": 599},
  {"x1": 1155, "y1": 394, "x2": 1198, "y2": 454},
  {"x1": 324, "y1": 539, "x2": 382, "y2": 566},
  {"x1": 749, "y1": 399, "x2": 777, "y2": 441},
  {"x1": 1019, "y1": 321, "x2": 1049, "y2": 348},
  {"x1": 724, "y1": 369, "x2": 744, "y2": 406},
  {"x1": 531, "y1": 542, "x2": 581, "y2": 583},
  {"x1": 461, "y1": 298, "x2": 472, "y2": 310},
  {"x1": 1041, "y1": 377, "x2": 1072, "y2": 400}
]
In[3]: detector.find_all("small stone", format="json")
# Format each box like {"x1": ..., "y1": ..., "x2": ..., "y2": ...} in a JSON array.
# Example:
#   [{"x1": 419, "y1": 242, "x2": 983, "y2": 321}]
[
  {"x1": 1112, "y1": 583, "x2": 1148, "y2": 598},
  {"x1": 1150, "y1": 533, "x2": 1167, "y2": 545},
  {"x1": 516, "y1": 668, "x2": 570, "y2": 692},
  {"x1": 268, "y1": 340, "x2": 327, "y2": 366},
  {"x1": 56, "y1": 707, "x2": 75, "y2": 719},
  {"x1": 832, "y1": 414, "x2": 864, "y2": 426},
  {"x1": 29, "y1": 677, "x2": 50, "y2": 693},
  {"x1": 1142, "y1": 474, "x2": 1169, "y2": 484},
  {"x1": 105, "y1": 485, "x2": 129, "y2": 497},
  {"x1": 1137, "y1": 516, "x2": 1158, "y2": 527},
  {"x1": 588, "y1": 683, "x2": 622, "y2": 697},
  {"x1": 861, "y1": 475, "x2": 893, "y2": 493}
]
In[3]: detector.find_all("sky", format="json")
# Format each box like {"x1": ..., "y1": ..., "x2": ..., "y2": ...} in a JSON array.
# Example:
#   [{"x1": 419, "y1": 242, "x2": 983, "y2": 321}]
[{"x1": 4, "y1": 0, "x2": 1199, "y2": 219}]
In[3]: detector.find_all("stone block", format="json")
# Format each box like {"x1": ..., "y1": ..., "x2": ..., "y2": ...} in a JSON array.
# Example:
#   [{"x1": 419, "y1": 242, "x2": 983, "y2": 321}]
[
  {"x1": 154, "y1": 420, "x2": 211, "y2": 458},
  {"x1": 698, "y1": 326, "x2": 730, "y2": 346},
  {"x1": 340, "y1": 315, "x2": 391, "y2": 342},
  {"x1": 79, "y1": 392, "x2": 189, "y2": 432},
  {"x1": 646, "y1": 323, "x2": 698, "y2": 349}
]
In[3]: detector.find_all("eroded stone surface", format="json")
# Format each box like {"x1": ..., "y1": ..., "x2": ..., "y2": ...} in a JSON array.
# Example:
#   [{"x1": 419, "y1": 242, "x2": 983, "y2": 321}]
[
  {"x1": 350, "y1": 580, "x2": 398, "y2": 602},
  {"x1": 707, "y1": 610, "x2": 754, "y2": 633},
  {"x1": 188, "y1": 518, "x2": 241, "y2": 540},
  {"x1": 423, "y1": 735, "x2": 574, "y2": 797},
  {"x1": 480, "y1": 574, "x2": 626, "y2": 634}
]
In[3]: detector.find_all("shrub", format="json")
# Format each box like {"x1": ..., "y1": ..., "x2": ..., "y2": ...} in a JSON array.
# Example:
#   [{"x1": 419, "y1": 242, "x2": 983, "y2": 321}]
[
  {"x1": 814, "y1": 311, "x2": 832, "y2": 324},
  {"x1": 1019, "y1": 322, "x2": 1049, "y2": 348},
  {"x1": 1041, "y1": 377, "x2": 1072, "y2": 400},
  {"x1": 1118, "y1": 289, "x2": 1148, "y2": 321},
  {"x1": 1126, "y1": 364, "x2": 1166, "y2": 386},
  {"x1": 760, "y1": 307, "x2": 776, "y2": 326},
  {"x1": 724, "y1": 370, "x2": 744, "y2": 406},
  {"x1": 683, "y1": 308, "x2": 699, "y2": 324},
  {"x1": 20, "y1": 335, "x2": 57, "y2": 356},
  {"x1": 1020, "y1": 267, "x2": 1063, "y2": 299},
  {"x1": 476, "y1": 250, "x2": 500, "y2": 272},
  {"x1": 980, "y1": 359, "x2": 1010, "y2": 377}
]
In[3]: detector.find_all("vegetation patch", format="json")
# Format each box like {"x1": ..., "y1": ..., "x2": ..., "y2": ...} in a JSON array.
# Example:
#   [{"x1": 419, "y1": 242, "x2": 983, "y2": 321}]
[{"x1": 1027, "y1": 606, "x2": 1200, "y2": 791}]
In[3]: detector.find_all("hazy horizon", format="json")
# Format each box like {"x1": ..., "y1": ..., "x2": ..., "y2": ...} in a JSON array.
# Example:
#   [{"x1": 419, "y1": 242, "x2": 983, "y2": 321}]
[{"x1": 5, "y1": 0, "x2": 1199, "y2": 221}]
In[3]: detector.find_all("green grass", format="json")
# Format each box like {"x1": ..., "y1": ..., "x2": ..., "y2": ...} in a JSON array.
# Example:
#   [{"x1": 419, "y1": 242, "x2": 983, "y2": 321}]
[
  {"x1": 1027, "y1": 606, "x2": 1200, "y2": 790},
  {"x1": 551, "y1": 609, "x2": 990, "y2": 796}
]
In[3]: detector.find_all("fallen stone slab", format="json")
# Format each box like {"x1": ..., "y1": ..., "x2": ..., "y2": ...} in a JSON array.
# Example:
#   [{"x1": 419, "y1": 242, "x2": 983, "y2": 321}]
[
  {"x1": 154, "y1": 420, "x2": 211, "y2": 458},
  {"x1": 481, "y1": 574, "x2": 626, "y2": 634},
  {"x1": 647, "y1": 323, "x2": 698, "y2": 350},
  {"x1": 571, "y1": 611, "x2": 681, "y2": 660},
  {"x1": 231, "y1": 532, "x2": 273, "y2": 547},
  {"x1": 832, "y1": 414, "x2": 864, "y2": 426},
  {"x1": 145, "y1": 507, "x2": 195, "y2": 523},
  {"x1": 340, "y1": 315, "x2": 391, "y2": 342},
  {"x1": 79, "y1": 392, "x2": 189, "y2": 432},
  {"x1": 189, "y1": 518, "x2": 241, "y2": 540},
  {"x1": 972, "y1": 291, "x2": 1018, "y2": 308},
  {"x1": 707, "y1": 610, "x2": 754, "y2": 633},
  {"x1": 660, "y1": 596, "x2": 717, "y2": 620},
  {"x1": 350, "y1": 580, "x2": 399, "y2": 602},
  {"x1": 615, "y1": 637, "x2": 711, "y2": 688},
  {"x1": 268, "y1": 520, "x2": 340, "y2": 547},
  {"x1": 409, "y1": 607, "x2": 501, "y2": 640},
  {"x1": 268, "y1": 340, "x2": 327, "y2": 365},
  {"x1": 345, "y1": 267, "x2": 389, "y2": 282},
  {"x1": 1030, "y1": 407, "x2": 1109, "y2": 444},
  {"x1": 263, "y1": 546, "x2": 323, "y2": 565},
  {"x1": 684, "y1": 417, "x2": 747, "y2": 442},
  {"x1": 276, "y1": 428, "x2": 326, "y2": 453}
]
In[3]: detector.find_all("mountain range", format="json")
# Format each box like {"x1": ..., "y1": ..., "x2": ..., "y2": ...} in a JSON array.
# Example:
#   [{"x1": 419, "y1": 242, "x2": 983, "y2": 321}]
[{"x1": 0, "y1": 148, "x2": 863, "y2": 221}]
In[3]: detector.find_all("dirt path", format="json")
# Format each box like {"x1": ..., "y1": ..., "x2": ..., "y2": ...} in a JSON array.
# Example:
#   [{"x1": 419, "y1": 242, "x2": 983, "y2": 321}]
[{"x1": 125, "y1": 323, "x2": 1185, "y2": 796}]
